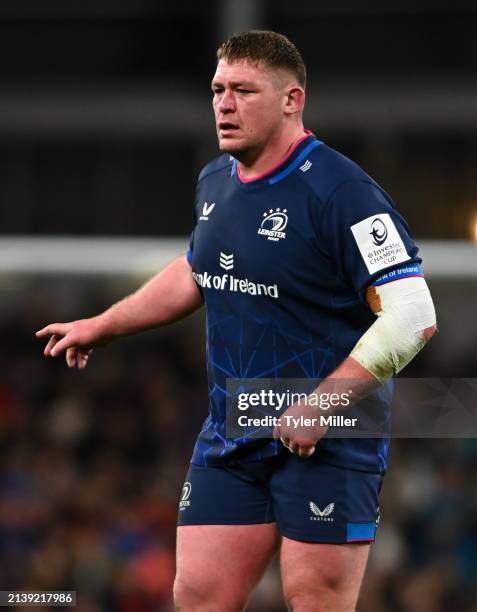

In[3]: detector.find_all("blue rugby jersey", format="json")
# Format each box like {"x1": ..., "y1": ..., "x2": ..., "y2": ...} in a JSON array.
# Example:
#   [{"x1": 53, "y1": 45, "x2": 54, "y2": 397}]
[{"x1": 187, "y1": 133, "x2": 422, "y2": 472}]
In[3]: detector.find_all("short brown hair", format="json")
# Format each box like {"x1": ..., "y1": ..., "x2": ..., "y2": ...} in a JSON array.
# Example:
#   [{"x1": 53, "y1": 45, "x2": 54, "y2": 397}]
[{"x1": 217, "y1": 30, "x2": 306, "y2": 89}]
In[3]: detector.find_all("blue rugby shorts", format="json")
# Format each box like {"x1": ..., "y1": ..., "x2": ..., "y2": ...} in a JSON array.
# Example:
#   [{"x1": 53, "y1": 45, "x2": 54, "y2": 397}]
[{"x1": 177, "y1": 453, "x2": 382, "y2": 544}]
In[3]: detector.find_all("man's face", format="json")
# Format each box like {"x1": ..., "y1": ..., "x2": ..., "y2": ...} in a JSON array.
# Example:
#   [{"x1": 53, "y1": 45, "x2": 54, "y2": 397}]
[{"x1": 211, "y1": 59, "x2": 288, "y2": 159}]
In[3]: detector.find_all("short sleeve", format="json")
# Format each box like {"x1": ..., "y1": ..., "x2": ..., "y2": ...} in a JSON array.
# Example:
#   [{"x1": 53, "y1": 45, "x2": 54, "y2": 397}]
[{"x1": 320, "y1": 180, "x2": 421, "y2": 294}]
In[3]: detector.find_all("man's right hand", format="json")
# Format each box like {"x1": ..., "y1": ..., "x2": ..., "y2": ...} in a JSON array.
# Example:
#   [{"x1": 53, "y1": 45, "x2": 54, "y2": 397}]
[
  {"x1": 35, "y1": 255, "x2": 203, "y2": 370},
  {"x1": 35, "y1": 317, "x2": 109, "y2": 369}
]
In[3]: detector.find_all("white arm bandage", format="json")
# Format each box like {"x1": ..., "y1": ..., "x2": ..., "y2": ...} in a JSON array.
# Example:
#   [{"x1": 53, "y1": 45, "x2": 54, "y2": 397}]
[{"x1": 350, "y1": 277, "x2": 437, "y2": 383}]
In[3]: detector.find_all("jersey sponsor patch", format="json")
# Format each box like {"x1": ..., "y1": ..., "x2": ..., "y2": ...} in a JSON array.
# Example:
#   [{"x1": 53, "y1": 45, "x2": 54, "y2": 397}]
[
  {"x1": 372, "y1": 263, "x2": 423, "y2": 286},
  {"x1": 350, "y1": 213, "x2": 411, "y2": 274}
]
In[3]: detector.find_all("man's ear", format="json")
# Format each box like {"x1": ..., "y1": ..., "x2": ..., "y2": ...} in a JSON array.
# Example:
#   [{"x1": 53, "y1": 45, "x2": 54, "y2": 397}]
[{"x1": 284, "y1": 86, "x2": 305, "y2": 115}]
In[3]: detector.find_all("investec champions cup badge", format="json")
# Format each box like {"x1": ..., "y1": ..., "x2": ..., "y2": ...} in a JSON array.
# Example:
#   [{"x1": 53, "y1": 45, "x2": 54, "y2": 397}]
[
  {"x1": 258, "y1": 208, "x2": 288, "y2": 241},
  {"x1": 350, "y1": 212, "x2": 410, "y2": 274}
]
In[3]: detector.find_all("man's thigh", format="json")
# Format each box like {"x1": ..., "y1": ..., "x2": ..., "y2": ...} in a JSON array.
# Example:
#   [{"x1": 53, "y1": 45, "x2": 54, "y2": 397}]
[
  {"x1": 280, "y1": 539, "x2": 370, "y2": 612},
  {"x1": 271, "y1": 456, "x2": 382, "y2": 610},
  {"x1": 175, "y1": 459, "x2": 281, "y2": 611},
  {"x1": 175, "y1": 524, "x2": 280, "y2": 612}
]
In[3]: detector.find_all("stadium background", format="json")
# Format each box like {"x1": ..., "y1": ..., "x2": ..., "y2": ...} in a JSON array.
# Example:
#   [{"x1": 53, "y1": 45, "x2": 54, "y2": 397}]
[{"x1": 1, "y1": 1, "x2": 476, "y2": 610}]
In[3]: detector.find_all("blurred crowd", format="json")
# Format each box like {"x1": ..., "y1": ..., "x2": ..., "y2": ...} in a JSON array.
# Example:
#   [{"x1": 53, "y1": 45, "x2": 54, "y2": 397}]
[{"x1": 0, "y1": 279, "x2": 476, "y2": 611}]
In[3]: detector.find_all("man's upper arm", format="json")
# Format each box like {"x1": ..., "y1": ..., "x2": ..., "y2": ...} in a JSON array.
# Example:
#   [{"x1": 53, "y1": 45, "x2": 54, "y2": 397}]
[
  {"x1": 318, "y1": 178, "x2": 436, "y2": 381},
  {"x1": 320, "y1": 179, "x2": 421, "y2": 296},
  {"x1": 176, "y1": 253, "x2": 204, "y2": 309}
]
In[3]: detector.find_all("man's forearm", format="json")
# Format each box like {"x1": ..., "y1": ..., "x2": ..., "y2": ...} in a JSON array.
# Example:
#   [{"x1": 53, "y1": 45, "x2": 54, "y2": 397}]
[
  {"x1": 95, "y1": 255, "x2": 203, "y2": 340},
  {"x1": 316, "y1": 276, "x2": 437, "y2": 409},
  {"x1": 315, "y1": 356, "x2": 381, "y2": 412}
]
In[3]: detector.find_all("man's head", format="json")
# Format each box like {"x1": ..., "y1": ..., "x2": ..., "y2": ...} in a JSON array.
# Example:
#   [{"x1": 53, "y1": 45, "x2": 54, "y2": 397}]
[{"x1": 212, "y1": 31, "x2": 307, "y2": 162}]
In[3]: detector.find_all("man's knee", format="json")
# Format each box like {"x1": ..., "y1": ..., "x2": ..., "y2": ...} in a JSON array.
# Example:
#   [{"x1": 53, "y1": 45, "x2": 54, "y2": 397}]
[
  {"x1": 281, "y1": 540, "x2": 369, "y2": 611},
  {"x1": 283, "y1": 583, "x2": 331, "y2": 612},
  {"x1": 173, "y1": 576, "x2": 211, "y2": 611},
  {"x1": 173, "y1": 574, "x2": 245, "y2": 612},
  {"x1": 283, "y1": 565, "x2": 356, "y2": 611}
]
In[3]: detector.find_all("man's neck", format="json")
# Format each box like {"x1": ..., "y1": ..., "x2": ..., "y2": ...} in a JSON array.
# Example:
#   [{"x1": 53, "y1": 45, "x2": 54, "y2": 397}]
[{"x1": 237, "y1": 125, "x2": 307, "y2": 180}]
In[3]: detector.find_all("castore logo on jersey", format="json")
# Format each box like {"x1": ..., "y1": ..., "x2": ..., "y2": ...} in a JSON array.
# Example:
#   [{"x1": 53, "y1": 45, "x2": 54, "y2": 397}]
[{"x1": 199, "y1": 202, "x2": 215, "y2": 221}]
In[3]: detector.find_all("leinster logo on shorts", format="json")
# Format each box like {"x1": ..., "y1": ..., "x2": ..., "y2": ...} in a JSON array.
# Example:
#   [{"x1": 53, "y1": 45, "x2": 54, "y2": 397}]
[
  {"x1": 179, "y1": 482, "x2": 192, "y2": 511},
  {"x1": 309, "y1": 501, "x2": 335, "y2": 522},
  {"x1": 258, "y1": 208, "x2": 288, "y2": 242}
]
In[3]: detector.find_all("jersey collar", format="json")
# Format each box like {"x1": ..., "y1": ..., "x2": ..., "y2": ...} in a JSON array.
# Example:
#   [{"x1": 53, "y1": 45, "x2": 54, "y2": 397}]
[{"x1": 230, "y1": 130, "x2": 322, "y2": 188}]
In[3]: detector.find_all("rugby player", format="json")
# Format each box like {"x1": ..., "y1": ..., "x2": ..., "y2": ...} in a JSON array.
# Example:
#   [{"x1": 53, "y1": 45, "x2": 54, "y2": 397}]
[{"x1": 37, "y1": 31, "x2": 437, "y2": 612}]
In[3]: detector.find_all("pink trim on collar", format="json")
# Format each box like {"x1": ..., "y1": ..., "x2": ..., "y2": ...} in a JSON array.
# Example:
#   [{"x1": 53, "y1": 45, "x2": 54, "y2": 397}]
[{"x1": 237, "y1": 129, "x2": 314, "y2": 183}]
